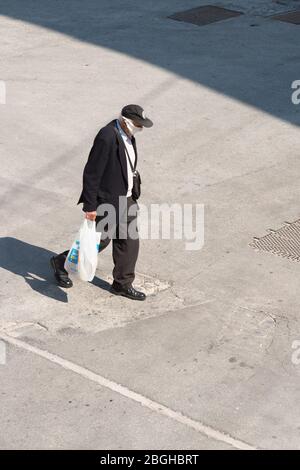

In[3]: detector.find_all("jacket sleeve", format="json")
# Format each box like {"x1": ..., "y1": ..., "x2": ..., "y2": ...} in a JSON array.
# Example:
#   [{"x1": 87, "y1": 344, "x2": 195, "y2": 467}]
[{"x1": 81, "y1": 132, "x2": 110, "y2": 212}]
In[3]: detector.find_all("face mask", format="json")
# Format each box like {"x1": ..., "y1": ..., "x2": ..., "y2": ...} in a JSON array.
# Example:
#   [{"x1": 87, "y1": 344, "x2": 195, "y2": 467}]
[{"x1": 122, "y1": 116, "x2": 143, "y2": 136}]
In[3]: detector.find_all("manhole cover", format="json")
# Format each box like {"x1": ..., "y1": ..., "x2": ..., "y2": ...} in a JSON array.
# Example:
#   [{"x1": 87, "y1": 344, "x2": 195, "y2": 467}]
[
  {"x1": 168, "y1": 5, "x2": 242, "y2": 26},
  {"x1": 250, "y1": 219, "x2": 300, "y2": 262},
  {"x1": 271, "y1": 10, "x2": 300, "y2": 24}
]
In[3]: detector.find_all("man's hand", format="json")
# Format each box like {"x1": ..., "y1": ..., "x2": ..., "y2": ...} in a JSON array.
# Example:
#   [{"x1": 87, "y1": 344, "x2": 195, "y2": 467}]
[{"x1": 85, "y1": 211, "x2": 97, "y2": 221}]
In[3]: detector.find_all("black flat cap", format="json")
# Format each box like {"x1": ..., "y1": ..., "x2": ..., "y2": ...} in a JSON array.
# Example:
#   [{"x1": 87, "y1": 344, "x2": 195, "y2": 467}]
[{"x1": 121, "y1": 104, "x2": 153, "y2": 128}]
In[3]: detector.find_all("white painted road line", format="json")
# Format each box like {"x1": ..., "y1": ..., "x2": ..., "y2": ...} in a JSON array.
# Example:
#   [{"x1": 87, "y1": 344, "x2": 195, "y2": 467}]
[{"x1": 0, "y1": 332, "x2": 256, "y2": 450}]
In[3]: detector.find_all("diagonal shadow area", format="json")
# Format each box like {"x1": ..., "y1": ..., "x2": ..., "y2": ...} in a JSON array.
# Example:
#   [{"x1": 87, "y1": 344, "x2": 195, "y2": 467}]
[{"x1": 0, "y1": 0, "x2": 299, "y2": 126}]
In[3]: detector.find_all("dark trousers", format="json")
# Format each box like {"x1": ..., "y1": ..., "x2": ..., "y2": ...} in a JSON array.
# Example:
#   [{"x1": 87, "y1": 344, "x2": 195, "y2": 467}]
[{"x1": 57, "y1": 196, "x2": 139, "y2": 288}]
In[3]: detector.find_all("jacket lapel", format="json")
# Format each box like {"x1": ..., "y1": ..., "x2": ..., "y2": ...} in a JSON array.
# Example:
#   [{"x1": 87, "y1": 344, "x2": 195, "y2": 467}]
[{"x1": 108, "y1": 120, "x2": 128, "y2": 185}]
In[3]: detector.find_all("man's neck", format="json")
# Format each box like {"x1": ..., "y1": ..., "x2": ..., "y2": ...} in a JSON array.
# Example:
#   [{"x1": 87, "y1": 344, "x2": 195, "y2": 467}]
[{"x1": 118, "y1": 118, "x2": 132, "y2": 139}]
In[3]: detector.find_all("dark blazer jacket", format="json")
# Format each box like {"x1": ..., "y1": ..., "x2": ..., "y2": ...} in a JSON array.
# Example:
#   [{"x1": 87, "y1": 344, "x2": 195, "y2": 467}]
[{"x1": 77, "y1": 119, "x2": 137, "y2": 212}]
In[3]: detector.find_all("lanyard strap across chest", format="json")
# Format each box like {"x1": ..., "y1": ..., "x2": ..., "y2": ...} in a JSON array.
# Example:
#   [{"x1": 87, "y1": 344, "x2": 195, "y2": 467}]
[{"x1": 114, "y1": 125, "x2": 137, "y2": 173}]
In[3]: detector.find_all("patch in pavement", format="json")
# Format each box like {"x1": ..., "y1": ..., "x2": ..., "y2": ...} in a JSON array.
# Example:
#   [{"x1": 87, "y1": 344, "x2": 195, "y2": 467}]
[
  {"x1": 56, "y1": 272, "x2": 175, "y2": 334},
  {"x1": 250, "y1": 219, "x2": 300, "y2": 262},
  {"x1": 0, "y1": 321, "x2": 48, "y2": 338},
  {"x1": 168, "y1": 5, "x2": 242, "y2": 27},
  {"x1": 271, "y1": 10, "x2": 300, "y2": 24},
  {"x1": 0, "y1": 272, "x2": 179, "y2": 337}
]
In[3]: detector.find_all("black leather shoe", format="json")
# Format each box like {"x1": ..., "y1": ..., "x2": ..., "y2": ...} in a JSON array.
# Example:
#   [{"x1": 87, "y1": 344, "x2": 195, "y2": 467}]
[
  {"x1": 110, "y1": 284, "x2": 146, "y2": 301},
  {"x1": 50, "y1": 256, "x2": 73, "y2": 288}
]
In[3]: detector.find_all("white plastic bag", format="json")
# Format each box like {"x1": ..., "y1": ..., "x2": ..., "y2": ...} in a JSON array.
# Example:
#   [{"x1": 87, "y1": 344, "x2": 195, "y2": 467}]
[
  {"x1": 64, "y1": 219, "x2": 101, "y2": 282},
  {"x1": 78, "y1": 219, "x2": 100, "y2": 282}
]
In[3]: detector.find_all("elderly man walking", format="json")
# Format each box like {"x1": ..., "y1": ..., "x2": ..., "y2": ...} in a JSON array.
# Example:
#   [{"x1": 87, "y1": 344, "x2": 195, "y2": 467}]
[{"x1": 51, "y1": 104, "x2": 153, "y2": 300}]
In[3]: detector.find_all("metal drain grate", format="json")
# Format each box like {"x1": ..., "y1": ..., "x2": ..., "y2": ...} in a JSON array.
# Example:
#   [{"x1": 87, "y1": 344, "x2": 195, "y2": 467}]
[
  {"x1": 271, "y1": 10, "x2": 300, "y2": 24},
  {"x1": 168, "y1": 5, "x2": 242, "y2": 27},
  {"x1": 250, "y1": 219, "x2": 300, "y2": 262}
]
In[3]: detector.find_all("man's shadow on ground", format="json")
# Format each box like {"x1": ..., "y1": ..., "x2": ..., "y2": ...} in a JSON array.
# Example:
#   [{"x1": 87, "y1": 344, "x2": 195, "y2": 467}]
[
  {"x1": 0, "y1": 237, "x2": 111, "y2": 303},
  {"x1": 0, "y1": 237, "x2": 69, "y2": 303}
]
